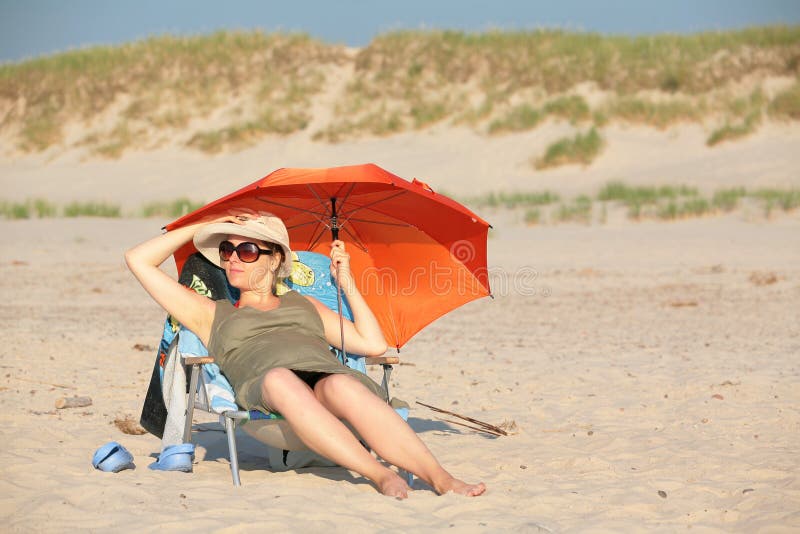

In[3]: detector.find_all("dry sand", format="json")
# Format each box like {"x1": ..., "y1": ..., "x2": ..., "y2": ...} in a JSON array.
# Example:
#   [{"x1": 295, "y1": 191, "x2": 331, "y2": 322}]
[
  {"x1": 0, "y1": 212, "x2": 798, "y2": 532},
  {"x1": 1, "y1": 124, "x2": 799, "y2": 532}
]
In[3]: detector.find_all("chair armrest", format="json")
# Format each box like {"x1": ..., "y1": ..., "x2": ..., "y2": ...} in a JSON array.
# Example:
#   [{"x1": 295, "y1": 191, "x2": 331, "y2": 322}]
[
  {"x1": 184, "y1": 356, "x2": 215, "y2": 365},
  {"x1": 365, "y1": 356, "x2": 400, "y2": 366}
]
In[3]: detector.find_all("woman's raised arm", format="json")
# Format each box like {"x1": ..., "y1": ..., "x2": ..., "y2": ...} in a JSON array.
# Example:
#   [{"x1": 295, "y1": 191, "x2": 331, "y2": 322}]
[
  {"x1": 309, "y1": 240, "x2": 388, "y2": 357},
  {"x1": 125, "y1": 219, "x2": 233, "y2": 346}
]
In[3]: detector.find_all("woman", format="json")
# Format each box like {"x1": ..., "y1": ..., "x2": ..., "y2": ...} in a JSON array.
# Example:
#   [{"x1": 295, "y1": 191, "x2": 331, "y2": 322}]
[{"x1": 125, "y1": 211, "x2": 486, "y2": 498}]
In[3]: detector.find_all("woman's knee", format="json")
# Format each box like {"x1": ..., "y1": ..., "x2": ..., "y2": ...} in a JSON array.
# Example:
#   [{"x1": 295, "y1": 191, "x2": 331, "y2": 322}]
[
  {"x1": 315, "y1": 374, "x2": 362, "y2": 404},
  {"x1": 260, "y1": 368, "x2": 304, "y2": 404}
]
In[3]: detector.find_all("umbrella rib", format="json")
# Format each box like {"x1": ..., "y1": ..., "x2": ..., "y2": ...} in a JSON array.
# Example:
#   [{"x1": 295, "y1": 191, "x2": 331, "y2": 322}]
[
  {"x1": 339, "y1": 190, "x2": 408, "y2": 220},
  {"x1": 305, "y1": 185, "x2": 332, "y2": 217},
  {"x1": 335, "y1": 183, "x2": 357, "y2": 214},
  {"x1": 305, "y1": 221, "x2": 330, "y2": 252},
  {"x1": 284, "y1": 220, "x2": 324, "y2": 231},
  {"x1": 340, "y1": 225, "x2": 369, "y2": 253},
  {"x1": 343, "y1": 217, "x2": 416, "y2": 229},
  {"x1": 255, "y1": 196, "x2": 329, "y2": 222}
]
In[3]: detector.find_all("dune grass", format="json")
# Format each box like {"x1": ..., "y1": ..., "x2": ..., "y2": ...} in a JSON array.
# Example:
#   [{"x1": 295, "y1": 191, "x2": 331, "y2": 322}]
[
  {"x1": 1, "y1": 26, "x2": 799, "y2": 150},
  {"x1": 656, "y1": 198, "x2": 712, "y2": 220},
  {"x1": 542, "y1": 95, "x2": 592, "y2": 124},
  {"x1": 0, "y1": 198, "x2": 206, "y2": 218},
  {"x1": 469, "y1": 183, "x2": 798, "y2": 223},
  {"x1": 487, "y1": 95, "x2": 592, "y2": 135},
  {"x1": 753, "y1": 188, "x2": 800, "y2": 215},
  {"x1": 488, "y1": 104, "x2": 542, "y2": 134},
  {"x1": 555, "y1": 195, "x2": 593, "y2": 224},
  {"x1": 63, "y1": 201, "x2": 121, "y2": 218},
  {"x1": 598, "y1": 182, "x2": 699, "y2": 203},
  {"x1": 319, "y1": 26, "x2": 800, "y2": 141},
  {"x1": 463, "y1": 190, "x2": 560, "y2": 209},
  {"x1": 140, "y1": 198, "x2": 205, "y2": 217},
  {"x1": 706, "y1": 115, "x2": 760, "y2": 146},
  {"x1": 0, "y1": 198, "x2": 58, "y2": 219},
  {"x1": 706, "y1": 90, "x2": 766, "y2": 146},
  {"x1": 1, "y1": 31, "x2": 345, "y2": 153},
  {"x1": 597, "y1": 181, "x2": 700, "y2": 218},
  {"x1": 711, "y1": 187, "x2": 748, "y2": 212},
  {"x1": 0, "y1": 200, "x2": 31, "y2": 219},
  {"x1": 534, "y1": 128, "x2": 604, "y2": 169},
  {"x1": 352, "y1": 26, "x2": 800, "y2": 97},
  {"x1": 523, "y1": 208, "x2": 541, "y2": 225},
  {"x1": 187, "y1": 109, "x2": 310, "y2": 153},
  {"x1": 1, "y1": 187, "x2": 797, "y2": 222},
  {"x1": 604, "y1": 97, "x2": 704, "y2": 129},
  {"x1": 768, "y1": 81, "x2": 800, "y2": 120}
]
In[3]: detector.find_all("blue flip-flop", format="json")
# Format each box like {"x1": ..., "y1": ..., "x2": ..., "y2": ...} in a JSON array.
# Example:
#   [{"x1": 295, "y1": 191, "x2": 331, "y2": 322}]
[
  {"x1": 148, "y1": 443, "x2": 195, "y2": 472},
  {"x1": 92, "y1": 441, "x2": 135, "y2": 473}
]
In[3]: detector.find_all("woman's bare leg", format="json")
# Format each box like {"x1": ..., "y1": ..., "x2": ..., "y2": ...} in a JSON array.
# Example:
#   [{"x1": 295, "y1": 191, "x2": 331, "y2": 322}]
[
  {"x1": 260, "y1": 368, "x2": 409, "y2": 498},
  {"x1": 313, "y1": 374, "x2": 486, "y2": 496}
]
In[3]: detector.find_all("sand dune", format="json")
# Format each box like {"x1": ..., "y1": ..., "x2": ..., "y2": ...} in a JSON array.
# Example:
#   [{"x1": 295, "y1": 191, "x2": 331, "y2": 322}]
[{"x1": 2, "y1": 122, "x2": 799, "y2": 209}]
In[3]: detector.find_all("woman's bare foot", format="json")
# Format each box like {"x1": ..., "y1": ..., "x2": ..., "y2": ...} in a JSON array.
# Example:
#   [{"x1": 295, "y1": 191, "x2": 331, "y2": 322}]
[
  {"x1": 376, "y1": 471, "x2": 411, "y2": 499},
  {"x1": 435, "y1": 477, "x2": 487, "y2": 496}
]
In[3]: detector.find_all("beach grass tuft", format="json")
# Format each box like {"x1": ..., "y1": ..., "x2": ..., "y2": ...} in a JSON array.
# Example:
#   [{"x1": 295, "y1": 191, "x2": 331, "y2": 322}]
[
  {"x1": 488, "y1": 104, "x2": 542, "y2": 134},
  {"x1": 555, "y1": 195, "x2": 593, "y2": 224},
  {"x1": 767, "y1": 81, "x2": 800, "y2": 120},
  {"x1": 534, "y1": 128, "x2": 604, "y2": 169},
  {"x1": 707, "y1": 90, "x2": 766, "y2": 146},
  {"x1": 141, "y1": 198, "x2": 205, "y2": 217},
  {"x1": 0, "y1": 201, "x2": 31, "y2": 219},
  {"x1": 63, "y1": 201, "x2": 121, "y2": 218},
  {"x1": 523, "y1": 208, "x2": 541, "y2": 225},
  {"x1": 542, "y1": 95, "x2": 592, "y2": 124},
  {"x1": 753, "y1": 188, "x2": 800, "y2": 215},
  {"x1": 0, "y1": 198, "x2": 59, "y2": 219},
  {"x1": 604, "y1": 97, "x2": 703, "y2": 129},
  {"x1": 657, "y1": 198, "x2": 711, "y2": 220},
  {"x1": 187, "y1": 110, "x2": 310, "y2": 153},
  {"x1": 712, "y1": 187, "x2": 748, "y2": 212},
  {"x1": 598, "y1": 182, "x2": 699, "y2": 204},
  {"x1": 706, "y1": 114, "x2": 760, "y2": 146},
  {"x1": 464, "y1": 190, "x2": 560, "y2": 209}
]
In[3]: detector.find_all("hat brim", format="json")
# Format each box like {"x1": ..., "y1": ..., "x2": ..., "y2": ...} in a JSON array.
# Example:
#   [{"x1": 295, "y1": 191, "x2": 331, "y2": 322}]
[{"x1": 193, "y1": 222, "x2": 293, "y2": 277}]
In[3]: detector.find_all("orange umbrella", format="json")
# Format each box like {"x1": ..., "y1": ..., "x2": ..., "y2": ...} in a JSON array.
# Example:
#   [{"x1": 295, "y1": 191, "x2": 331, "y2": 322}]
[{"x1": 166, "y1": 163, "x2": 491, "y2": 350}]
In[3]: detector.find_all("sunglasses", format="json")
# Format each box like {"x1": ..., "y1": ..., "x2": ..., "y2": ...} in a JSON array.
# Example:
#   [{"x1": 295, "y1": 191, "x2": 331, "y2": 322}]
[{"x1": 218, "y1": 240, "x2": 275, "y2": 263}]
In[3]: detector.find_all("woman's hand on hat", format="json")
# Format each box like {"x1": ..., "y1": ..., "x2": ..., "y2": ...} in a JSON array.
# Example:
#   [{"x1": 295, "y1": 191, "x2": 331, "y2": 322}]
[{"x1": 198, "y1": 212, "x2": 250, "y2": 226}]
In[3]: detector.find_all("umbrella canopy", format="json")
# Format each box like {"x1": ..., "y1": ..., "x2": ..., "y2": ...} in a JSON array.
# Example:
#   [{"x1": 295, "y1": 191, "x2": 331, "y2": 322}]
[{"x1": 166, "y1": 163, "x2": 491, "y2": 349}]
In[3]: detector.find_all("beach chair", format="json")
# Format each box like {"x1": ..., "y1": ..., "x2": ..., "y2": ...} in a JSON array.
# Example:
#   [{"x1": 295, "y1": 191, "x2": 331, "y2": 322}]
[{"x1": 145, "y1": 251, "x2": 408, "y2": 486}]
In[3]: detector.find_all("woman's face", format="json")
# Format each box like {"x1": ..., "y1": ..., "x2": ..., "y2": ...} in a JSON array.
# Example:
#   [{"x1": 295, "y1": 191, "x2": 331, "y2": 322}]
[{"x1": 221, "y1": 235, "x2": 282, "y2": 292}]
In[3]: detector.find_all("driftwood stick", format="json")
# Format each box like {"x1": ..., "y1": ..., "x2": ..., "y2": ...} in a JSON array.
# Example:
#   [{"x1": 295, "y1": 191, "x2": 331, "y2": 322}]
[
  {"x1": 440, "y1": 417, "x2": 505, "y2": 437},
  {"x1": 55, "y1": 396, "x2": 93, "y2": 409},
  {"x1": 416, "y1": 401, "x2": 508, "y2": 436}
]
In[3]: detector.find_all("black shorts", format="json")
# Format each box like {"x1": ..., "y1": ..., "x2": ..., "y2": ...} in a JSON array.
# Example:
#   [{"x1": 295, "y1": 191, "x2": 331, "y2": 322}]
[{"x1": 292, "y1": 370, "x2": 329, "y2": 389}]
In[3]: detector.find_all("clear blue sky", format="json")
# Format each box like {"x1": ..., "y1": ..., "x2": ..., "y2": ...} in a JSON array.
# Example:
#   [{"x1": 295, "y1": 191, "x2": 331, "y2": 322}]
[{"x1": 1, "y1": 0, "x2": 798, "y2": 64}]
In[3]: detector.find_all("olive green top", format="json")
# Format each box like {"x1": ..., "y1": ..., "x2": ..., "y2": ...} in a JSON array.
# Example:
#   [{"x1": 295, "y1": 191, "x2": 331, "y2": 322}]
[{"x1": 207, "y1": 290, "x2": 388, "y2": 414}]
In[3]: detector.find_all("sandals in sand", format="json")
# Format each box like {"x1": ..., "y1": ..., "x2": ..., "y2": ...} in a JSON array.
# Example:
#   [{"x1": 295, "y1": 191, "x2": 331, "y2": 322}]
[
  {"x1": 148, "y1": 443, "x2": 195, "y2": 472},
  {"x1": 92, "y1": 441, "x2": 135, "y2": 473}
]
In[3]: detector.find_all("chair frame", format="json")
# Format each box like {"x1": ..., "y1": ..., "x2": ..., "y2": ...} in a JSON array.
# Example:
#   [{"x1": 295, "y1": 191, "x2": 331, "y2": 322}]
[{"x1": 183, "y1": 353, "x2": 401, "y2": 486}]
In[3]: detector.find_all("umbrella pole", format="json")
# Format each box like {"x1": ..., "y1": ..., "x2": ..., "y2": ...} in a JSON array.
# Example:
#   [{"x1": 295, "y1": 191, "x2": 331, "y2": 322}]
[
  {"x1": 335, "y1": 274, "x2": 347, "y2": 365},
  {"x1": 331, "y1": 198, "x2": 347, "y2": 365}
]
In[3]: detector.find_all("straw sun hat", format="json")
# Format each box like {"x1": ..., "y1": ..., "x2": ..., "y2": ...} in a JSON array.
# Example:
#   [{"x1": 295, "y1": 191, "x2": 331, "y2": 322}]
[{"x1": 193, "y1": 213, "x2": 293, "y2": 277}]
